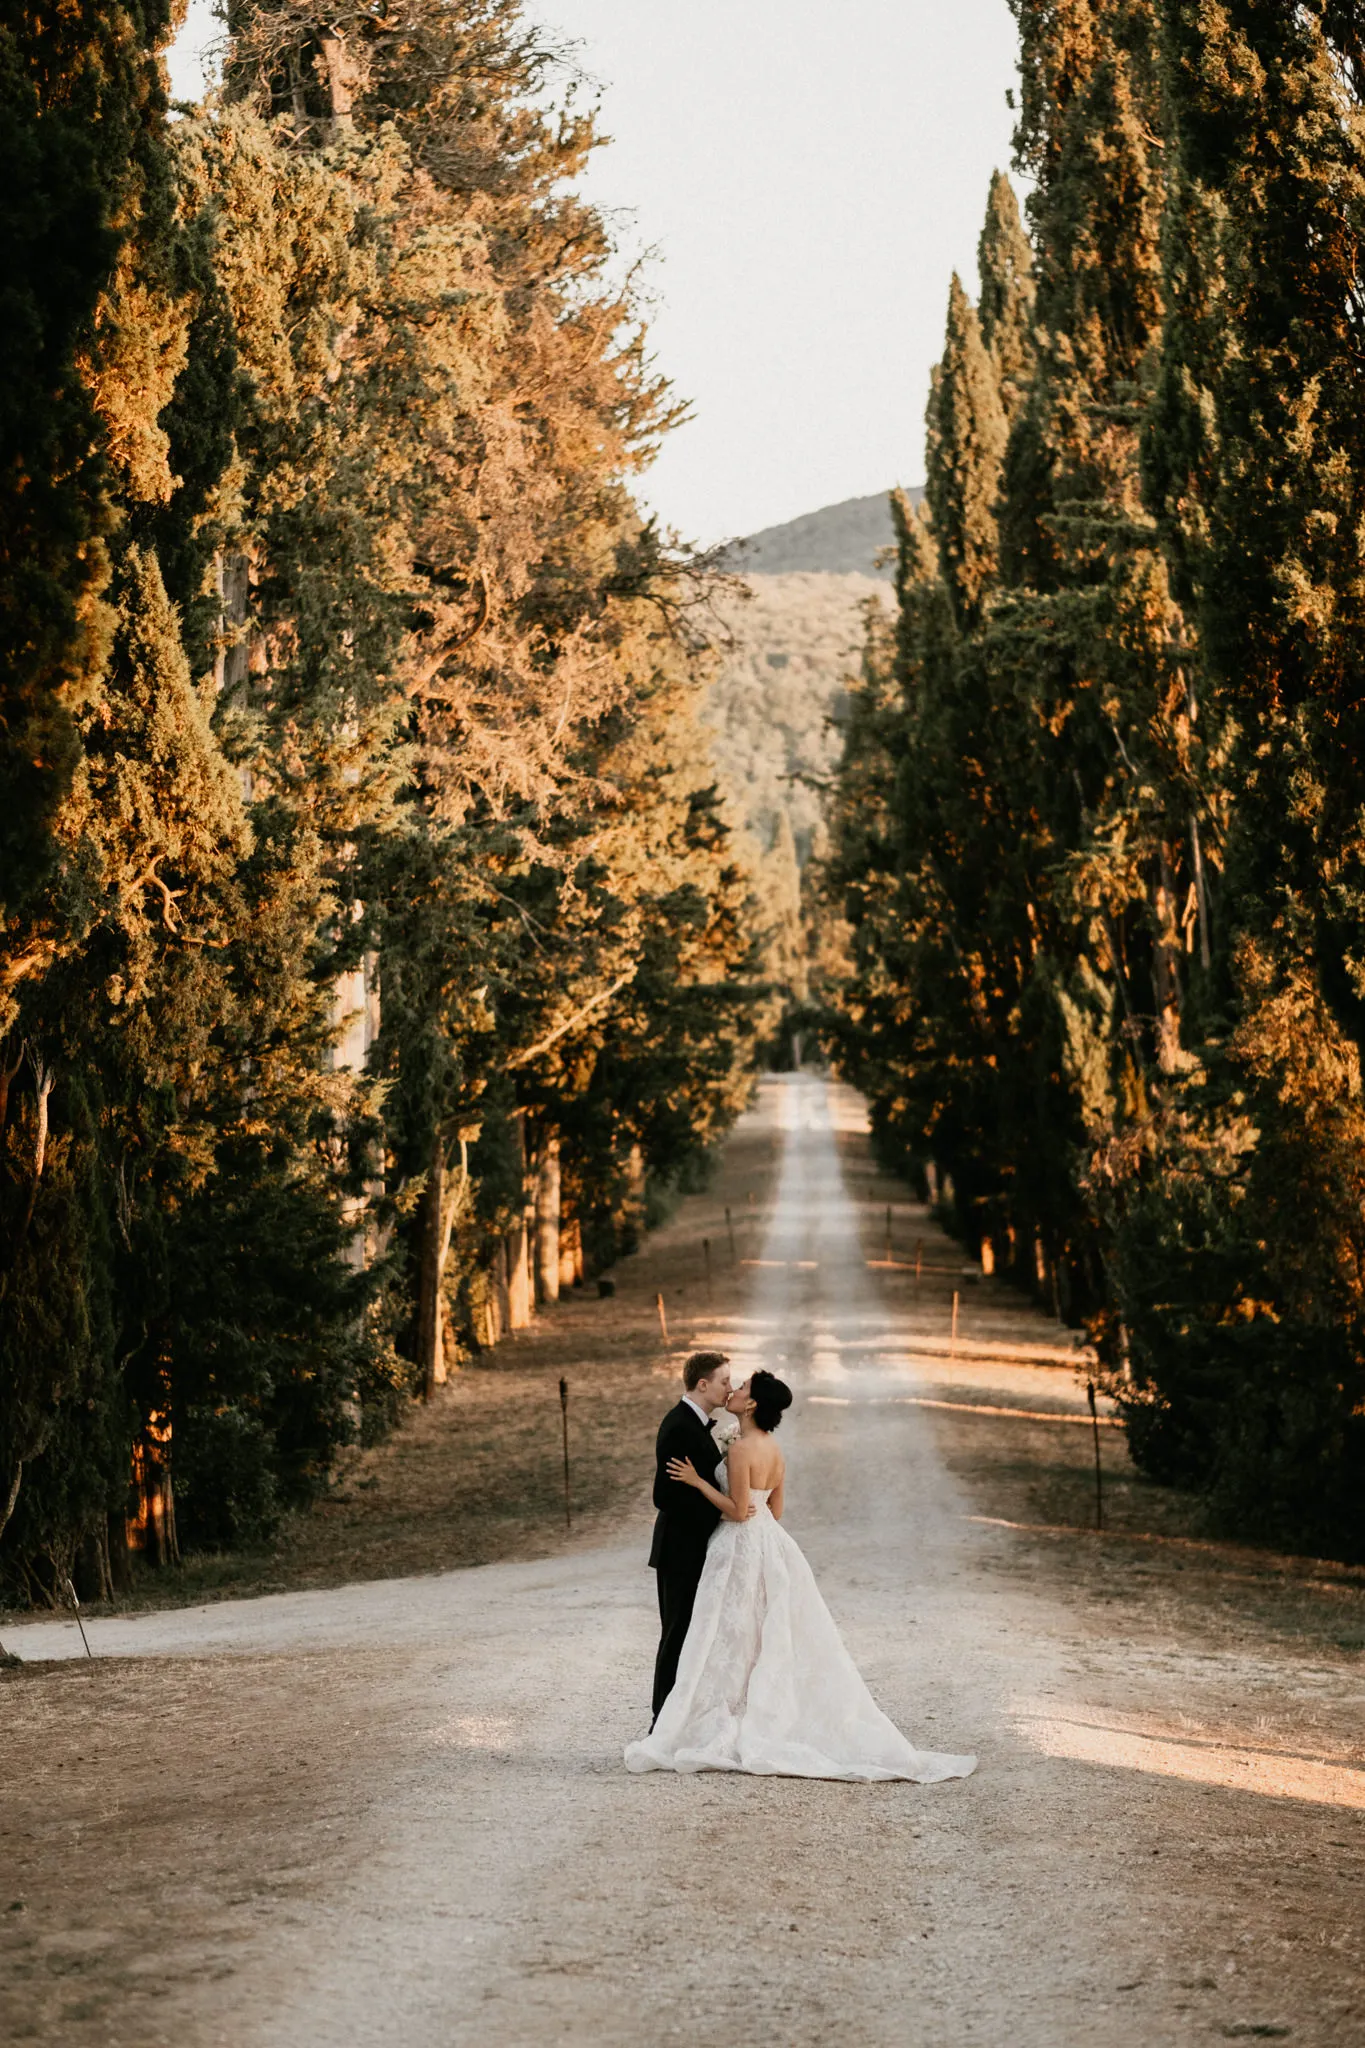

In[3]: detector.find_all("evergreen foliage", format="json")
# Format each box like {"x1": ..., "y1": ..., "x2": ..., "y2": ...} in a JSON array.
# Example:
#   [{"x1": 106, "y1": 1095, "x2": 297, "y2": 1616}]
[
  {"x1": 0, "y1": 0, "x2": 173, "y2": 1004},
  {"x1": 924, "y1": 276, "x2": 1008, "y2": 629},
  {"x1": 0, "y1": 0, "x2": 765, "y2": 1603},
  {"x1": 977, "y1": 170, "x2": 1036, "y2": 424},
  {"x1": 827, "y1": 3, "x2": 1365, "y2": 1559}
]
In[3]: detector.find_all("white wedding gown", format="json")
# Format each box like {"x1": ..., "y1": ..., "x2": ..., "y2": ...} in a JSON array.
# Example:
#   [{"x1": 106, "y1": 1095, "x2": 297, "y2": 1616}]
[{"x1": 625, "y1": 1470, "x2": 977, "y2": 1783}]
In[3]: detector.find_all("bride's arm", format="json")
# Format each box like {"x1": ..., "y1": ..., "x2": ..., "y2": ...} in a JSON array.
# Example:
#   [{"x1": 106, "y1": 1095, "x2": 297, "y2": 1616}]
[{"x1": 665, "y1": 1446, "x2": 754, "y2": 1521}]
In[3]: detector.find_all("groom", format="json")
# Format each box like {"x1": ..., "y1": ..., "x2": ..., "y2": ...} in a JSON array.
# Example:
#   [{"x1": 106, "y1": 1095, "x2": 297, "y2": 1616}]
[{"x1": 648, "y1": 1349, "x2": 734, "y2": 1722}]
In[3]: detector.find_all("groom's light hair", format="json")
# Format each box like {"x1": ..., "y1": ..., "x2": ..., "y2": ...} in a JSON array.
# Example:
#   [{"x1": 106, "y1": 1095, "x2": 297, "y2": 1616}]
[{"x1": 683, "y1": 1350, "x2": 729, "y2": 1391}]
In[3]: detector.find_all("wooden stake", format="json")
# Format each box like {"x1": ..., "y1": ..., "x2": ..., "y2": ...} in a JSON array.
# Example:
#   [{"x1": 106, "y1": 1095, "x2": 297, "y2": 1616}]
[
  {"x1": 655, "y1": 1291, "x2": 668, "y2": 1343},
  {"x1": 62, "y1": 1576, "x2": 93, "y2": 1659},
  {"x1": 1087, "y1": 1381, "x2": 1104, "y2": 1531},
  {"x1": 725, "y1": 1205, "x2": 737, "y2": 1263},
  {"x1": 559, "y1": 1377, "x2": 572, "y2": 1531},
  {"x1": 950, "y1": 1290, "x2": 959, "y2": 1359}
]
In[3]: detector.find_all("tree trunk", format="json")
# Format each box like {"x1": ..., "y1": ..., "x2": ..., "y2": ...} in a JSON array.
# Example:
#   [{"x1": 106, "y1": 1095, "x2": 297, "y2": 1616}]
[
  {"x1": 558, "y1": 1213, "x2": 583, "y2": 1292},
  {"x1": 18, "y1": 1053, "x2": 55, "y2": 1240},
  {"x1": 0, "y1": 1461, "x2": 21, "y2": 1548},
  {"x1": 1190, "y1": 814, "x2": 1212, "y2": 971},
  {"x1": 1153, "y1": 850, "x2": 1183, "y2": 1073},
  {"x1": 315, "y1": 26, "x2": 358, "y2": 127},
  {"x1": 417, "y1": 1133, "x2": 447, "y2": 1398},
  {"x1": 127, "y1": 1415, "x2": 179, "y2": 1567},
  {"x1": 213, "y1": 550, "x2": 251, "y2": 701},
  {"x1": 507, "y1": 1218, "x2": 532, "y2": 1329},
  {"x1": 489, "y1": 1237, "x2": 510, "y2": 1343},
  {"x1": 505, "y1": 1115, "x2": 533, "y2": 1330},
  {"x1": 152, "y1": 1471, "x2": 180, "y2": 1567},
  {"x1": 107, "y1": 1510, "x2": 133, "y2": 1596},
  {"x1": 0, "y1": 1038, "x2": 23, "y2": 1131},
  {"x1": 622, "y1": 1141, "x2": 646, "y2": 1251},
  {"x1": 535, "y1": 1136, "x2": 561, "y2": 1305}
]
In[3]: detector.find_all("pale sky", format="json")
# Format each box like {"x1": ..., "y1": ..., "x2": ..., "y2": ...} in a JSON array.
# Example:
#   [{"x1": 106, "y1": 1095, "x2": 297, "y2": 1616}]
[{"x1": 168, "y1": 1, "x2": 1021, "y2": 547}]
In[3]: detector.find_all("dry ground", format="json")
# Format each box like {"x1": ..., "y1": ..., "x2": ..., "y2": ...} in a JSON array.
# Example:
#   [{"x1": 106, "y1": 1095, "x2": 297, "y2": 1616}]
[{"x1": 2, "y1": 1075, "x2": 1363, "y2": 2048}]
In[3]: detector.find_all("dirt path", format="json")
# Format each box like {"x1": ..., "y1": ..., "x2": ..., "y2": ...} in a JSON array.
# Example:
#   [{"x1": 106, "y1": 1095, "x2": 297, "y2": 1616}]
[{"x1": 3, "y1": 1076, "x2": 1363, "y2": 2047}]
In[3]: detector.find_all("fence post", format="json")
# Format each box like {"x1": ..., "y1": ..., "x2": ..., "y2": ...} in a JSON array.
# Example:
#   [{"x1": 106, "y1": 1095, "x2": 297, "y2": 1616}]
[
  {"x1": 1087, "y1": 1381, "x2": 1104, "y2": 1531},
  {"x1": 559, "y1": 1377, "x2": 572, "y2": 1531}
]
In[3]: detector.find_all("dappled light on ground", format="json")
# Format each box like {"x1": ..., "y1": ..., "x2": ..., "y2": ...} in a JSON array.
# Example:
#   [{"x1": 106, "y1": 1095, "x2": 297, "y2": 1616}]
[{"x1": 1018, "y1": 1709, "x2": 1365, "y2": 1809}]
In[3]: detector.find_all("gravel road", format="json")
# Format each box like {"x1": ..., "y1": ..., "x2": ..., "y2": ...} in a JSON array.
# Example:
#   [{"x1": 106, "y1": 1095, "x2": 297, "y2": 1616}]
[{"x1": 4, "y1": 1075, "x2": 1363, "y2": 2047}]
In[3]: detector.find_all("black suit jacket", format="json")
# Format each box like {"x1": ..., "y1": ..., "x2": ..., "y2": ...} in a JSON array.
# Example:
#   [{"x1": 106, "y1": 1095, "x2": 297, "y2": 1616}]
[{"x1": 648, "y1": 1401, "x2": 722, "y2": 1572}]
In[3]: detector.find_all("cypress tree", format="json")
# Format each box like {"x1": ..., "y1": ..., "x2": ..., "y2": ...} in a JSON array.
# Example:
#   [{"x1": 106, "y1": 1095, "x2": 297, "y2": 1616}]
[
  {"x1": 3, "y1": 0, "x2": 765, "y2": 1605},
  {"x1": 924, "y1": 275, "x2": 1008, "y2": 629},
  {"x1": 0, "y1": 1, "x2": 173, "y2": 1028},
  {"x1": 977, "y1": 168, "x2": 1037, "y2": 424},
  {"x1": 221, "y1": 1, "x2": 758, "y2": 1384},
  {"x1": 829, "y1": 0, "x2": 1365, "y2": 1555},
  {"x1": 0, "y1": 0, "x2": 190, "y2": 1580},
  {"x1": 2, "y1": 25, "x2": 394, "y2": 1590},
  {"x1": 1119, "y1": 0, "x2": 1365, "y2": 1551},
  {"x1": 832, "y1": 6, "x2": 1179, "y2": 1317}
]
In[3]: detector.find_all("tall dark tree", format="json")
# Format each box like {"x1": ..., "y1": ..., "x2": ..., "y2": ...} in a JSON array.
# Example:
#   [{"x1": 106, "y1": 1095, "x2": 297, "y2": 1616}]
[
  {"x1": 924, "y1": 275, "x2": 1008, "y2": 629},
  {"x1": 0, "y1": 0, "x2": 188, "y2": 1580},
  {"x1": 0, "y1": 1, "x2": 168, "y2": 1028},
  {"x1": 828, "y1": 1, "x2": 1365, "y2": 1558},
  {"x1": 1, "y1": 0, "x2": 765, "y2": 1610},
  {"x1": 1113, "y1": 0, "x2": 1365, "y2": 1548},
  {"x1": 977, "y1": 168, "x2": 1037, "y2": 424}
]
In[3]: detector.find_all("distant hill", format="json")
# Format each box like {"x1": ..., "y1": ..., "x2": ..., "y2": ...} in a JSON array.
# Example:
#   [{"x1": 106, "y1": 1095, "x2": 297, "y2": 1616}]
[
  {"x1": 705, "y1": 570, "x2": 889, "y2": 864},
  {"x1": 717, "y1": 487, "x2": 923, "y2": 581},
  {"x1": 706, "y1": 492, "x2": 917, "y2": 1002}
]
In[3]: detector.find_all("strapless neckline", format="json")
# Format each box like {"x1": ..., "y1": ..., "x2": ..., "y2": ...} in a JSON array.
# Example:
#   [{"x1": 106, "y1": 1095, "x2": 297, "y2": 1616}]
[{"x1": 715, "y1": 1464, "x2": 773, "y2": 1506}]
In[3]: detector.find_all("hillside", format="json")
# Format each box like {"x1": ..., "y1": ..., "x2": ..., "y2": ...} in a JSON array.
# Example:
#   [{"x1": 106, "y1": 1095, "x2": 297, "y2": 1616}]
[
  {"x1": 716, "y1": 486, "x2": 922, "y2": 580},
  {"x1": 706, "y1": 569, "x2": 889, "y2": 863},
  {"x1": 704, "y1": 494, "x2": 908, "y2": 1007}
]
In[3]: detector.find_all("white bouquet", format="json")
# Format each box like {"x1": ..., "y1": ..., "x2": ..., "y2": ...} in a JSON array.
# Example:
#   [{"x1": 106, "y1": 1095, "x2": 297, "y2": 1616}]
[{"x1": 710, "y1": 1412, "x2": 740, "y2": 1458}]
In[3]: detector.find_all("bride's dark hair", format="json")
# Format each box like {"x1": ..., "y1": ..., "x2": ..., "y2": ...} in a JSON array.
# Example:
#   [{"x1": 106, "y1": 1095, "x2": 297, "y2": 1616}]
[{"x1": 750, "y1": 1370, "x2": 793, "y2": 1432}]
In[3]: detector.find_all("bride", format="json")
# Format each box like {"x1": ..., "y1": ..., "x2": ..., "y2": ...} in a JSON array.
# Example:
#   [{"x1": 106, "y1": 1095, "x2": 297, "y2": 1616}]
[{"x1": 624, "y1": 1370, "x2": 977, "y2": 1783}]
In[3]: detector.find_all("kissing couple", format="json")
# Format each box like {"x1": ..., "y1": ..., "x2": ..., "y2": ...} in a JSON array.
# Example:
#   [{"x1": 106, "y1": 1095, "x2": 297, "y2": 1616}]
[{"x1": 624, "y1": 1350, "x2": 977, "y2": 1782}]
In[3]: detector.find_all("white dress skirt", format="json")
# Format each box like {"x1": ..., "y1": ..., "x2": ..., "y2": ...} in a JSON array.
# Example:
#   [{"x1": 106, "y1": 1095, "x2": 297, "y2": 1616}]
[{"x1": 625, "y1": 1477, "x2": 977, "y2": 1783}]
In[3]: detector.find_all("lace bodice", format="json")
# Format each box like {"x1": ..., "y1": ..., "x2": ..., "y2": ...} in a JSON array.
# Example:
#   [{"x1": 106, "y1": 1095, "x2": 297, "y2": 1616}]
[{"x1": 715, "y1": 1464, "x2": 772, "y2": 1512}]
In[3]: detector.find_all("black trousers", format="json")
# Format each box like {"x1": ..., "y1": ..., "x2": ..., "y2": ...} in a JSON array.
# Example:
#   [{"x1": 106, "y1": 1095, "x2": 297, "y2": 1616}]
[{"x1": 651, "y1": 1554, "x2": 705, "y2": 1722}]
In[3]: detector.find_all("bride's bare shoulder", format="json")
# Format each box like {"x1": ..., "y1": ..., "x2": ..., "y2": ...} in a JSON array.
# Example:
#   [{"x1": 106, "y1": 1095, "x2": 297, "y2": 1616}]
[{"x1": 756, "y1": 1436, "x2": 785, "y2": 1483}]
